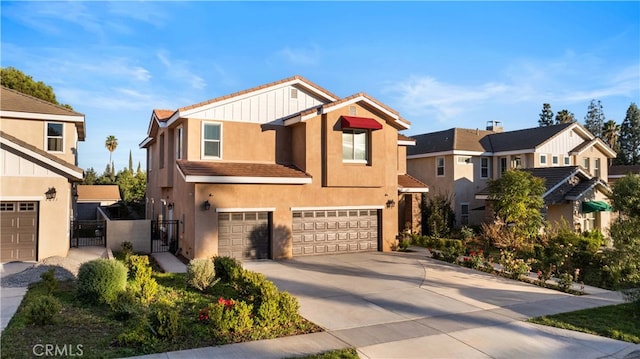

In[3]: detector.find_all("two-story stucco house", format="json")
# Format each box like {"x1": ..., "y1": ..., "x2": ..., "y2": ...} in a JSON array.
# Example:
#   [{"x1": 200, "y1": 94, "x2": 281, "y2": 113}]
[
  {"x1": 140, "y1": 76, "x2": 427, "y2": 260},
  {"x1": 407, "y1": 121, "x2": 616, "y2": 233},
  {"x1": 1, "y1": 86, "x2": 85, "y2": 262}
]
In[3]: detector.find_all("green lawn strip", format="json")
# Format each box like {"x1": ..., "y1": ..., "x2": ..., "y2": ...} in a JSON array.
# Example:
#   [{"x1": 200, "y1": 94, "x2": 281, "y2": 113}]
[
  {"x1": 528, "y1": 303, "x2": 640, "y2": 344},
  {"x1": 289, "y1": 348, "x2": 360, "y2": 359},
  {"x1": 1, "y1": 270, "x2": 321, "y2": 358}
]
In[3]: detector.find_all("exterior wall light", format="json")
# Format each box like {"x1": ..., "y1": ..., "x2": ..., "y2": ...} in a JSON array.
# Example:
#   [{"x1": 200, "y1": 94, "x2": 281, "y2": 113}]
[
  {"x1": 45, "y1": 187, "x2": 57, "y2": 200},
  {"x1": 386, "y1": 199, "x2": 396, "y2": 208},
  {"x1": 203, "y1": 200, "x2": 211, "y2": 211}
]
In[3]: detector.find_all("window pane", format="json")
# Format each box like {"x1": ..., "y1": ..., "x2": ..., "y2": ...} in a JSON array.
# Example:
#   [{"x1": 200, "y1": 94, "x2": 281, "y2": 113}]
[
  {"x1": 204, "y1": 124, "x2": 220, "y2": 140},
  {"x1": 354, "y1": 131, "x2": 367, "y2": 160},
  {"x1": 342, "y1": 132, "x2": 353, "y2": 160},
  {"x1": 48, "y1": 138, "x2": 62, "y2": 151},
  {"x1": 47, "y1": 123, "x2": 63, "y2": 137},
  {"x1": 204, "y1": 141, "x2": 219, "y2": 157}
]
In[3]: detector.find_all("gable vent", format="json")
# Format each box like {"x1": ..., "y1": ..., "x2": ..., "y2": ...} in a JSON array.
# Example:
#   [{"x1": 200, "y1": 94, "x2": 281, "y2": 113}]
[
  {"x1": 290, "y1": 88, "x2": 298, "y2": 99},
  {"x1": 349, "y1": 106, "x2": 357, "y2": 116}
]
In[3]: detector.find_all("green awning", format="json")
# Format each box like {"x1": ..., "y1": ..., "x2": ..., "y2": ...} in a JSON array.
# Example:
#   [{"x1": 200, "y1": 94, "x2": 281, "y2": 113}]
[{"x1": 582, "y1": 201, "x2": 612, "y2": 213}]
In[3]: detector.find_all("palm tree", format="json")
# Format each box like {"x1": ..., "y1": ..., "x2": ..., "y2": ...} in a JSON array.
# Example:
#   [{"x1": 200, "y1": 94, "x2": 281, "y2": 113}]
[
  {"x1": 105, "y1": 135, "x2": 118, "y2": 169},
  {"x1": 602, "y1": 120, "x2": 620, "y2": 150}
]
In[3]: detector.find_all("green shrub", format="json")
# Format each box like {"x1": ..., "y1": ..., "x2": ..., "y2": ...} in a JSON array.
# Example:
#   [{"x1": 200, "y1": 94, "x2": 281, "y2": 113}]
[
  {"x1": 499, "y1": 250, "x2": 533, "y2": 279},
  {"x1": 24, "y1": 294, "x2": 61, "y2": 325},
  {"x1": 40, "y1": 268, "x2": 57, "y2": 294},
  {"x1": 187, "y1": 259, "x2": 219, "y2": 291},
  {"x1": 213, "y1": 256, "x2": 243, "y2": 283},
  {"x1": 151, "y1": 302, "x2": 181, "y2": 340},
  {"x1": 121, "y1": 241, "x2": 134, "y2": 259},
  {"x1": 126, "y1": 255, "x2": 158, "y2": 304},
  {"x1": 77, "y1": 258, "x2": 128, "y2": 305},
  {"x1": 110, "y1": 288, "x2": 140, "y2": 321},
  {"x1": 208, "y1": 299, "x2": 254, "y2": 334},
  {"x1": 556, "y1": 272, "x2": 574, "y2": 291}
]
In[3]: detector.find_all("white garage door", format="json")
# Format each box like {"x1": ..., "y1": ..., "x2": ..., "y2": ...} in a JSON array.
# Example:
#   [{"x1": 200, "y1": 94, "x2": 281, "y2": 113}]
[
  {"x1": 218, "y1": 212, "x2": 270, "y2": 260},
  {"x1": 292, "y1": 209, "x2": 379, "y2": 256},
  {"x1": 1, "y1": 201, "x2": 38, "y2": 262}
]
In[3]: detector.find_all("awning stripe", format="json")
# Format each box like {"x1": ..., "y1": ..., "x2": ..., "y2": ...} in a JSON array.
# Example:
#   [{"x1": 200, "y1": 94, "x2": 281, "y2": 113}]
[{"x1": 340, "y1": 116, "x2": 383, "y2": 130}]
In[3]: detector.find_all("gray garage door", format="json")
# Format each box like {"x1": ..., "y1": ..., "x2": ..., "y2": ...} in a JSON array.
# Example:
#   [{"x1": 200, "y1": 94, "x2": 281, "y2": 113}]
[
  {"x1": 292, "y1": 209, "x2": 379, "y2": 256},
  {"x1": 218, "y1": 212, "x2": 270, "y2": 260},
  {"x1": 1, "y1": 201, "x2": 38, "y2": 262}
]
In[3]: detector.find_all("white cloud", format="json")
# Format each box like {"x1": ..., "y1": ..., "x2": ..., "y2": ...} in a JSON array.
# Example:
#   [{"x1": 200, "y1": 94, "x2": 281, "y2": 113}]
[
  {"x1": 277, "y1": 45, "x2": 321, "y2": 66},
  {"x1": 156, "y1": 50, "x2": 206, "y2": 90}
]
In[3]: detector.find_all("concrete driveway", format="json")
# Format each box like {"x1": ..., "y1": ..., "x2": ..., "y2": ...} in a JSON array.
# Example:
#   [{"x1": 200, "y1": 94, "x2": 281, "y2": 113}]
[{"x1": 244, "y1": 250, "x2": 639, "y2": 359}]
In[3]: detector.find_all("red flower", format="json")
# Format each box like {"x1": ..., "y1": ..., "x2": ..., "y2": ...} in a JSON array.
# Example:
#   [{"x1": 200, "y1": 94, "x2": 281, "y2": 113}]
[{"x1": 218, "y1": 297, "x2": 235, "y2": 309}]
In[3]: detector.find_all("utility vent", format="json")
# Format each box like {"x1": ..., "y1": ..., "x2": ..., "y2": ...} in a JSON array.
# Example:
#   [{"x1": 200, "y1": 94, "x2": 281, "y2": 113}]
[
  {"x1": 349, "y1": 106, "x2": 357, "y2": 116},
  {"x1": 290, "y1": 88, "x2": 298, "y2": 99},
  {"x1": 486, "y1": 120, "x2": 504, "y2": 132}
]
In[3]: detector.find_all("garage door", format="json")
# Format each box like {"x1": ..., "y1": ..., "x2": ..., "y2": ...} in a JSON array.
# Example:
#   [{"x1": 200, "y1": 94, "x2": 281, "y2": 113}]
[
  {"x1": 292, "y1": 209, "x2": 379, "y2": 256},
  {"x1": 218, "y1": 212, "x2": 270, "y2": 260},
  {"x1": 1, "y1": 201, "x2": 38, "y2": 262}
]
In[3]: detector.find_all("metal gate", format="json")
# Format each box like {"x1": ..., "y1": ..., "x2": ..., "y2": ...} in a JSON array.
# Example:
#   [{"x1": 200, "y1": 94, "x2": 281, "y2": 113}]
[
  {"x1": 70, "y1": 220, "x2": 106, "y2": 248},
  {"x1": 151, "y1": 220, "x2": 179, "y2": 253}
]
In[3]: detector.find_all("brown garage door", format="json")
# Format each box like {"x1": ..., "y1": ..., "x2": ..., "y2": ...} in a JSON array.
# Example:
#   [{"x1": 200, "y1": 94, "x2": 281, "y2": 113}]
[
  {"x1": 1, "y1": 201, "x2": 38, "y2": 262},
  {"x1": 218, "y1": 212, "x2": 270, "y2": 260},
  {"x1": 292, "y1": 209, "x2": 379, "y2": 256}
]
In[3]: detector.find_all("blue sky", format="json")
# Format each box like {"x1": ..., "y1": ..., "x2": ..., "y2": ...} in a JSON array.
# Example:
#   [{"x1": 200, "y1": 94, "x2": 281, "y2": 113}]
[{"x1": 2, "y1": 1, "x2": 638, "y2": 172}]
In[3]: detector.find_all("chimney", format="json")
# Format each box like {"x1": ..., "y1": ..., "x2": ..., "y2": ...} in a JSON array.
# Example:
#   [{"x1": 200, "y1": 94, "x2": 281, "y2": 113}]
[{"x1": 486, "y1": 120, "x2": 504, "y2": 132}]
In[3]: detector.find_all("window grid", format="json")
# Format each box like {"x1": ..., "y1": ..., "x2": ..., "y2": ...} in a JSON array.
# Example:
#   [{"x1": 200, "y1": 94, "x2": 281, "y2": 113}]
[
  {"x1": 202, "y1": 122, "x2": 222, "y2": 159},
  {"x1": 342, "y1": 130, "x2": 368, "y2": 162},
  {"x1": 436, "y1": 157, "x2": 445, "y2": 177},
  {"x1": 46, "y1": 122, "x2": 64, "y2": 152}
]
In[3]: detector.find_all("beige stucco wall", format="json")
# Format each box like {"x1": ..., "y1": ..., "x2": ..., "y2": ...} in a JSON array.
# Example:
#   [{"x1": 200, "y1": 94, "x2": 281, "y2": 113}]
[
  {"x1": 1, "y1": 118, "x2": 79, "y2": 166},
  {"x1": 1, "y1": 175, "x2": 72, "y2": 260},
  {"x1": 97, "y1": 208, "x2": 152, "y2": 254}
]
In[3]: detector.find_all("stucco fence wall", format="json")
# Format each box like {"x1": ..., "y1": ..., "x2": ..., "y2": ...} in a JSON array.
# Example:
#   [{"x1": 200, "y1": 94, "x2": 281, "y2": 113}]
[{"x1": 97, "y1": 208, "x2": 151, "y2": 254}]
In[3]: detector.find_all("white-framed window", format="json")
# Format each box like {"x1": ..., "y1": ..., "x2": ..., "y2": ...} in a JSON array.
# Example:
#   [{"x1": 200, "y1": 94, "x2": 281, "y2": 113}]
[
  {"x1": 552, "y1": 156, "x2": 559, "y2": 166},
  {"x1": 202, "y1": 122, "x2": 222, "y2": 159},
  {"x1": 594, "y1": 158, "x2": 601, "y2": 178},
  {"x1": 457, "y1": 156, "x2": 471, "y2": 165},
  {"x1": 46, "y1": 122, "x2": 64, "y2": 152},
  {"x1": 512, "y1": 157, "x2": 522, "y2": 169},
  {"x1": 583, "y1": 157, "x2": 590, "y2": 171},
  {"x1": 342, "y1": 129, "x2": 368, "y2": 163},
  {"x1": 175, "y1": 126, "x2": 183, "y2": 160},
  {"x1": 500, "y1": 157, "x2": 508, "y2": 175},
  {"x1": 436, "y1": 157, "x2": 445, "y2": 176},
  {"x1": 461, "y1": 203, "x2": 469, "y2": 225},
  {"x1": 564, "y1": 156, "x2": 571, "y2": 165},
  {"x1": 540, "y1": 154, "x2": 547, "y2": 165},
  {"x1": 583, "y1": 212, "x2": 596, "y2": 232},
  {"x1": 481, "y1": 157, "x2": 490, "y2": 178},
  {"x1": 148, "y1": 146, "x2": 153, "y2": 172}
]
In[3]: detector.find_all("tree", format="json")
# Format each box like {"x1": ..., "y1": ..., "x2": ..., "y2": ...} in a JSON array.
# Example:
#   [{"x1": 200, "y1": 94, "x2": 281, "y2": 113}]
[
  {"x1": 0, "y1": 67, "x2": 72, "y2": 109},
  {"x1": 618, "y1": 103, "x2": 640, "y2": 165},
  {"x1": 583, "y1": 99, "x2": 605, "y2": 139},
  {"x1": 105, "y1": 135, "x2": 118, "y2": 169},
  {"x1": 128, "y1": 150, "x2": 134, "y2": 173},
  {"x1": 602, "y1": 120, "x2": 620, "y2": 150},
  {"x1": 538, "y1": 103, "x2": 554, "y2": 127},
  {"x1": 487, "y1": 169, "x2": 546, "y2": 242},
  {"x1": 610, "y1": 173, "x2": 640, "y2": 218},
  {"x1": 83, "y1": 167, "x2": 98, "y2": 185},
  {"x1": 555, "y1": 109, "x2": 576, "y2": 124},
  {"x1": 97, "y1": 163, "x2": 115, "y2": 184},
  {"x1": 421, "y1": 193, "x2": 455, "y2": 238}
]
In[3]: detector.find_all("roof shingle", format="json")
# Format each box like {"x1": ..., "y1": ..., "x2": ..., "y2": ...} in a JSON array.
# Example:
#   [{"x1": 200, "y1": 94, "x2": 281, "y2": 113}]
[{"x1": 177, "y1": 160, "x2": 311, "y2": 179}]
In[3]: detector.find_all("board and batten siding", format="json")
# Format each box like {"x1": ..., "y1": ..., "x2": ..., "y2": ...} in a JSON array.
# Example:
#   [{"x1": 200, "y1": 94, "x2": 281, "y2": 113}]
[
  {"x1": 537, "y1": 129, "x2": 589, "y2": 154},
  {"x1": 187, "y1": 86, "x2": 326, "y2": 124},
  {"x1": 1, "y1": 148, "x2": 58, "y2": 178}
]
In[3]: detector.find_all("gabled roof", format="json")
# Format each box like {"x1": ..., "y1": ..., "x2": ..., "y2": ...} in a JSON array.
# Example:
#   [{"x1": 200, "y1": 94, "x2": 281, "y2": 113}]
[
  {"x1": 569, "y1": 137, "x2": 617, "y2": 158},
  {"x1": 398, "y1": 174, "x2": 429, "y2": 193},
  {"x1": 76, "y1": 185, "x2": 121, "y2": 202},
  {"x1": 408, "y1": 128, "x2": 493, "y2": 155},
  {"x1": 284, "y1": 92, "x2": 410, "y2": 130},
  {"x1": 176, "y1": 160, "x2": 312, "y2": 184},
  {"x1": 0, "y1": 86, "x2": 86, "y2": 141},
  {"x1": 486, "y1": 123, "x2": 574, "y2": 153},
  {"x1": 0, "y1": 131, "x2": 84, "y2": 181},
  {"x1": 475, "y1": 166, "x2": 610, "y2": 204}
]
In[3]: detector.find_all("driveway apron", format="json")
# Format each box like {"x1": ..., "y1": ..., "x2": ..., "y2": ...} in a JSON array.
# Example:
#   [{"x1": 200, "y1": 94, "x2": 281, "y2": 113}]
[{"x1": 243, "y1": 251, "x2": 637, "y2": 359}]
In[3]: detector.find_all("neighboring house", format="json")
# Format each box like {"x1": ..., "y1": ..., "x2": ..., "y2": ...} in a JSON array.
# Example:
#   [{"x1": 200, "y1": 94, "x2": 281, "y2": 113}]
[
  {"x1": 608, "y1": 165, "x2": 640, "y2": 185},
  {"x1": 76, "y1": 185, "x2": 121, "y2": 220},
  {"x1": 407, "y1": 121, "x2": 616, "y2": 232},
  {"x1": 0, "y1": 86, "x2": 85, "y2": 262},
  {"x1": 140, "y1": 75, "x2": 427, "y2": 260}
]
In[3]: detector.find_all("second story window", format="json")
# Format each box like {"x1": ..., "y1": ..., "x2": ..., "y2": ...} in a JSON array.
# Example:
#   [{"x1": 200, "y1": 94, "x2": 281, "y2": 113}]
[
  {"x1": 436, "y1": 157, "x2": 445, "y2": 176},
  {"x1": 552, "y1": 156, "x2": 559, "y2": 166},
  {"x1": 540, "y1": 154, "x2": 547, "y2": 166},
  {"x1": 202, "y1": 122, "x2": 222, "y2": 159},
  {"x1": 594, "y1": 158, "x2": 601, "y2": 178},
  {"x1": 176, "y1": 127, "x2": 183, "y2": 160},
  {"x1": 512, "y1": 157, "x2": 522, "y2": 169},
  {"x1": 481, "y1": 157, "x2": 490, "y2": 178},
  {"x1": 564, "y1": 156, "x2": 571, "y2": 165},
  {"x1": 583, "y1": 157, "x2": 590, "y2": 171},
  {"x1": 342, "y1": 130, "x2": 368, "y2": 163},
  {"x1": 500, "y1": 157, "x2": 508, "y2": 175},
  {"x1": 159, "y1": 134, "x2": 165, "y2": 169},
  {"x1": 46, "y1": 122, "x2": 63, "y2": 152}
]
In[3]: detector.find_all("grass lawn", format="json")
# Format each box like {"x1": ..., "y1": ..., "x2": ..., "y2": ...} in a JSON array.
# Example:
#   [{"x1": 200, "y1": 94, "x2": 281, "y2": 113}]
[
  {"x1": 1, "y1": 270, "x2": 321, "y2": 358},
  {"x1": 293, "y1": 348, "x2": 360, "y2": 359},
  {"x1": 528, "y1": 303, "x2": 640, "y2": 343}
]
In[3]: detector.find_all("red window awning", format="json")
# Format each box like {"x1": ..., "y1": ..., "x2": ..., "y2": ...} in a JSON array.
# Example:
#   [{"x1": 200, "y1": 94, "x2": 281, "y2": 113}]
[{"x1": 340, "y1": 116, "x2": 383, "y2": 130}]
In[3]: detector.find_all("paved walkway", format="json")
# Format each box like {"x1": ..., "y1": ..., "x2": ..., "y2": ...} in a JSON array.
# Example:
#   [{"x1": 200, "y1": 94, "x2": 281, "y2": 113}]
[{"x1": 140, "y1": 250, "x2": 640, "y2": 359}]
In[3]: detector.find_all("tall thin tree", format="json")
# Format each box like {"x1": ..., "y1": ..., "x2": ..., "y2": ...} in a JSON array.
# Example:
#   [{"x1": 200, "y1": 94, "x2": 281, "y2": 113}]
[
  {"x1": 538, "y1": 103, "x2": 554, "y2": 127},
  {"x1": 602, "y1": 120, "x2": 620, "y2": 150},
  {"x1": 105, "y1": 135, "x2": 118, "y2": 169},
  {"x1": 584, "y1": 99, "x2": 605, "y2": 139},
  {"x1": 619, "y1": 103, "x2": 640, "y2": 165}
]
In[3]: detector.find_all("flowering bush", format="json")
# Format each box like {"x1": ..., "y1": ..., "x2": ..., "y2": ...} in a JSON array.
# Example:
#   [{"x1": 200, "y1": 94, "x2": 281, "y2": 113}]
[
  {"x1": 499, "y1": 250, "x2": 534, "y2": 279},
  {"x1": 466, "y1": 250, "x2": 486, "y2": 270}
]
